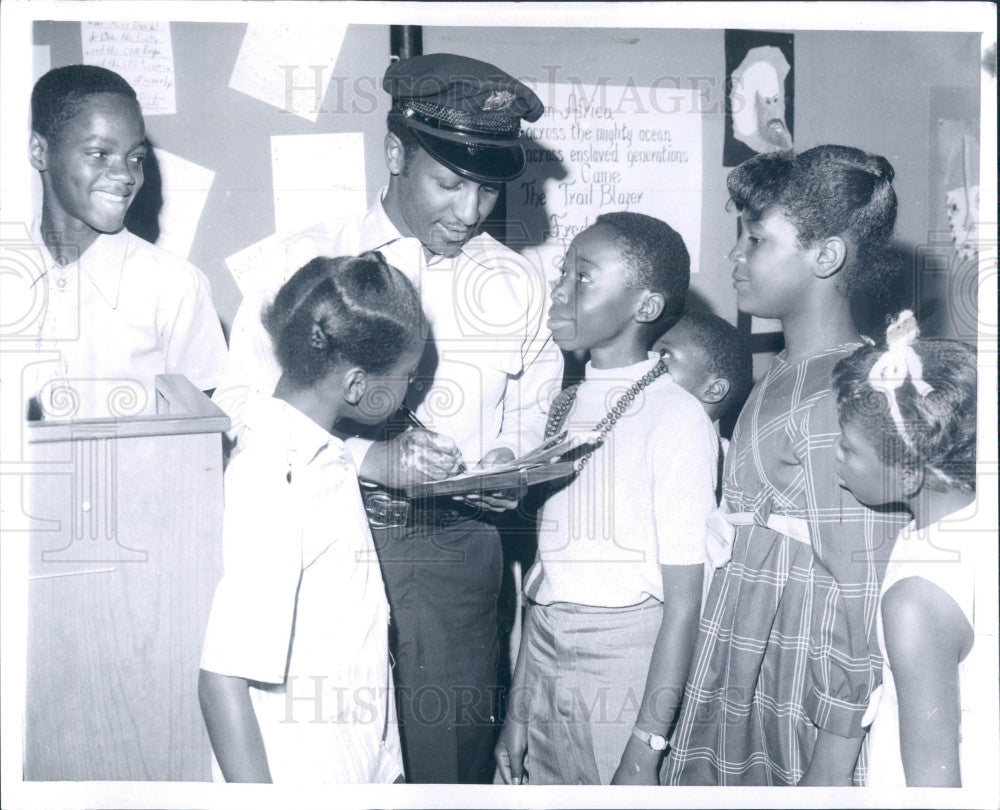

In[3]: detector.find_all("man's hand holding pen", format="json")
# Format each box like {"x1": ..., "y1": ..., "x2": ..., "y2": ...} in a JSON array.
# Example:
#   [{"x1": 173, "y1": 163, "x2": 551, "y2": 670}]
[
  {"x1": 358, "y1": 407, "x2": 465, "y2": 490},
  {"x1": 358, "y1": 407, "x2": 524, "y2": 511}
]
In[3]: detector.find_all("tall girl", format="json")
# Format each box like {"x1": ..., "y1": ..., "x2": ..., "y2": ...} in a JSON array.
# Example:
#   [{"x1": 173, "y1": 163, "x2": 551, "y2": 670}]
[
  {"x1": 198, "y1": 253, "x2": 423, "y2": 783},
  {"x1": 834, "y1": 320, "x2": 995, "y2": 790},
  {"x1": 663, "y1": 146, "x2": 908, "y2": 785}
]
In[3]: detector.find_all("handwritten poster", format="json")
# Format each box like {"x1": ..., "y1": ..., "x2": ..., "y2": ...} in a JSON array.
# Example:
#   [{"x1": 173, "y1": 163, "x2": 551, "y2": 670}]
[
  {"x1": 229, "y1": 22, "x2": 347, "y2": 123},
  {"x1": 271, "y1": 132, "x2": 366, "y2": 236},
  {"x1": 81, "y1": 22, "x2": 176, "y2": 116},
  {"x1": 508, "y1": 83, "x2": 703, "y2": 281}
]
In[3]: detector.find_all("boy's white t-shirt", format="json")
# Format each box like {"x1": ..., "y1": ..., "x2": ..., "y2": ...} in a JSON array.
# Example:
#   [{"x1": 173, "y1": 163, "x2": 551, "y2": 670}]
[
  {"x1": 525, "y1": 355, "x2": 719, "y2": 607},
  {"x1": 27, "y1": 223, "x2": 227, "y2": 419},
  {"x1": 200, "y1": 395, "x2": 402, "y2": 783},
  {"x1": 864, "y1": 500, "x2": 999, "y2": 792}
]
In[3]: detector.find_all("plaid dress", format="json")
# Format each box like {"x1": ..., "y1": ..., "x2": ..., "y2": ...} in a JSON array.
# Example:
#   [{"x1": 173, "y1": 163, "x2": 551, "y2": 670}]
[{"x1": 662, "y1": 346, "x2": 906, "y2": 785}]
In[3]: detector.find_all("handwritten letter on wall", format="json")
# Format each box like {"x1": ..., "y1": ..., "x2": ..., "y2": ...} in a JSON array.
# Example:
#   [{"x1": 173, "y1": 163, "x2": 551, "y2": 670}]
[{"x1": 82, "y1": 22, "x2": 176, "y2": 116}]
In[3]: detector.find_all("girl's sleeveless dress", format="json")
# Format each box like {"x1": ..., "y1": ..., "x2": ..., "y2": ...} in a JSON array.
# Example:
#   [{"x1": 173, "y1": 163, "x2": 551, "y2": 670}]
[{"x1": 663, "y1": 345, "x2": 906, "y2": 785}]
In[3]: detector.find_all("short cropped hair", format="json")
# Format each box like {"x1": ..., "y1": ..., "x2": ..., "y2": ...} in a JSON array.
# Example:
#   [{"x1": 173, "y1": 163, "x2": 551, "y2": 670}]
[
  {"x1": 594, "y1": 211, "x2": 690, "y2": 319},
  {"x1": 387, "y1": 107, "x2": 422, "y2": 167},
  {"x1": 833, "y1": 338, "x2": 976, "y2": 491},
  {"x1": 726, "y1": 144, "x2": 900, "y2": 305},
  {"x1": 32, "y1": 64, "x2": 139, "y2": 141},
  {"x1": 673, "y1": 312, "x2": 753, "y2": 423},
  {"x1": 262, "y1": 252, "x2": 423, "y2": 388}
]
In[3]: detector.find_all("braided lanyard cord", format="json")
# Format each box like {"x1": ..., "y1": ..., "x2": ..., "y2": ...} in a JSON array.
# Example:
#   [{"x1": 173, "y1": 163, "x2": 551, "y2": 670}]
[{"x1": 544, "y1": 355, "x2": 669, "y2": 472}]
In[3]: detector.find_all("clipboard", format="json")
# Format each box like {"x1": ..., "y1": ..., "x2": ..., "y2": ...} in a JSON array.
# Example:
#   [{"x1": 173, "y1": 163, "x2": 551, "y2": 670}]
[{"x1": 403, "y1": 429, "x2": 597, "y2": 499}]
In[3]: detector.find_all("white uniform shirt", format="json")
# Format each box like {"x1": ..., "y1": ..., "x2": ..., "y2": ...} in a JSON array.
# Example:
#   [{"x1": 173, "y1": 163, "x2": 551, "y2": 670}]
[
  {"x1": 212, "y1": 191, "x2": 562, "y2": 465},
  {"x1": 525, "y1": 355, "x2": 719, "y2": 607},
  {"x1": 27, "y1": 222, "x2": 227, "y2": 419},
  {"x1": 200, "y1": 395, "x2": 403, "y2": 783},
  {"x1": 865, "y1": 501, "x2": 999, "y2": 792}
]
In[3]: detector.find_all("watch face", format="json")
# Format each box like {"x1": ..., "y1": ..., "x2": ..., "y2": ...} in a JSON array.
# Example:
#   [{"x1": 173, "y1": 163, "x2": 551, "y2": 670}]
[{"x1": 634, "y1": 727, "x2": 668, "y2": 751}]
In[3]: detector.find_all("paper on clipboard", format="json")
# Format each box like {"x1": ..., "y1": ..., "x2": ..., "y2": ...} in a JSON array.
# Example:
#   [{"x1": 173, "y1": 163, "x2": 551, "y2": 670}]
[{"x1": 404, "y1": 429, "x2": 598, "y2": 499}]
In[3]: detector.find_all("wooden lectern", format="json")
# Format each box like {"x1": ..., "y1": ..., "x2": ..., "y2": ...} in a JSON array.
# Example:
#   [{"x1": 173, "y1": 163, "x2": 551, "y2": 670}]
[{"x1": 24, "y1": 375, "x2": 229, "y2": 782}]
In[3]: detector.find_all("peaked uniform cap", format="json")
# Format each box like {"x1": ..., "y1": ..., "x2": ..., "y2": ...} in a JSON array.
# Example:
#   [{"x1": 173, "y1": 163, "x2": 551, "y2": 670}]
[{"x1": 383, "y1": 53, "x2": 544, "y2": 183}]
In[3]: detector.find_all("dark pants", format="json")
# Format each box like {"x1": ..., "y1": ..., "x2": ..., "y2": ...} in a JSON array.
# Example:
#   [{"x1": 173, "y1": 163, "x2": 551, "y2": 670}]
[{"x1": 372, "y1": 516, "x2": 503, "y2": 784}]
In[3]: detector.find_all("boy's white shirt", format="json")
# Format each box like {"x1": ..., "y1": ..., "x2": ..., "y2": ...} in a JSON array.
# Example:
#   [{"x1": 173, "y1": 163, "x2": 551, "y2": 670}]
[
  {"x1": 27, "y1": 219, "x2": 227, "y2": 418},
  {"x1": 526, "y1": 355, "x2": 719, "y2": 607}
]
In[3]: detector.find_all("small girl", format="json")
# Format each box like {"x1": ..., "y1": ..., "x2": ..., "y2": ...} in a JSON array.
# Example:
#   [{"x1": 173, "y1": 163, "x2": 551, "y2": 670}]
[
  {"x1": 663, "y1": 145, "x2": 909, "y2": 786},
  {"x1": 198, "y1": 252, "x2": 424, "y2": 783},
  {"x1": 833, "y1": 315, "x2": 995, "y2": 790}
]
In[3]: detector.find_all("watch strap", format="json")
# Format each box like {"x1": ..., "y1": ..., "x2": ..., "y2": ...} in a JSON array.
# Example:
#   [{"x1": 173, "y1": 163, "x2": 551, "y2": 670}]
[{"x1": 630, "y1": 726, "x2": 668, "y2": 751}]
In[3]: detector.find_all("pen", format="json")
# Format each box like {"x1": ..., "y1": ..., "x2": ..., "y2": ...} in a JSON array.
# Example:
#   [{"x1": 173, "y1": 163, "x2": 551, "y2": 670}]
[
  {"x1": 403, "y1": 407, "x2": 467, "y2": 474},
  {"x1": 403, "y1": 407, "x2": 427, "y2": 430}
]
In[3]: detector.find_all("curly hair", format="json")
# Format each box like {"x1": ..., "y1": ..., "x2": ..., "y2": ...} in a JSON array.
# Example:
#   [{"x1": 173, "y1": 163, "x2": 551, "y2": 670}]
[
  {"x1": 726, "y1": 144, "x2": 901, "y2": 305},
  {"x1": 262, "y1": 252, "x2": 423, "y2": 389},
  {"x1": 833, "y1": 338, "x2": 977, "y2": 491},
  {"x1": 32, "y1": 65, "x2": 140, "y2": 141},
  {"x1": 670, "y1": 312, "x2": 754, "y2": 423},
  {"x1": 594, "y1": 211, "x2": 691, "y2": 320}
]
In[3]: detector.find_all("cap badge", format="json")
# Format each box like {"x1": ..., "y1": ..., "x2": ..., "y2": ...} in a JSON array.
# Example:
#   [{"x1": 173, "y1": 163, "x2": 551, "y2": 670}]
[{"x1": 483, "y1": 90, "x2": 517, "y2": 112}]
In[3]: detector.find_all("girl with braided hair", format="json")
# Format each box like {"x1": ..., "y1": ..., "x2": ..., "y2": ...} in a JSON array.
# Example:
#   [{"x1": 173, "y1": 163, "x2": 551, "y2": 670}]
[
  {"x1": 833, "y1": 316, "x2": 993, "y2": 790},
  {"x1": 199, "y1": 253, "x2": 423, "y2": 783},
  {"x1": 663, "y1": 145, "x2": 910, "y2": 786}
]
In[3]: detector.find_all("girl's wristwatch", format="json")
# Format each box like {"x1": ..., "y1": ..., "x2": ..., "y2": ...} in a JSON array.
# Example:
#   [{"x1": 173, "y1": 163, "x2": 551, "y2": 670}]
[{"x1": 630, "y1": 726, "x2": 668, "y2": 751}]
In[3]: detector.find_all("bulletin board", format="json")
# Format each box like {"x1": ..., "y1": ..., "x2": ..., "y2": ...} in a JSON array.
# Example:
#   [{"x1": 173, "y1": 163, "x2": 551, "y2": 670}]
[
  {"x1": 30, "y1": 17, "x2": 987, "y2": 355},
  {"x1": 33, "y1": 19, "x2": 395, "y2": 333}
]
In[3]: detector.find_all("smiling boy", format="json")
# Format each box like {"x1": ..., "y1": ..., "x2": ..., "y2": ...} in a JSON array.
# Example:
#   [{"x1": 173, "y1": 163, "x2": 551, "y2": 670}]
[
  {"x1": 495, "y1": 212, "x2": 718, "y2": 785},
  {"x1": 27, "y1": 65, "x2": 225, "y2": 419}
]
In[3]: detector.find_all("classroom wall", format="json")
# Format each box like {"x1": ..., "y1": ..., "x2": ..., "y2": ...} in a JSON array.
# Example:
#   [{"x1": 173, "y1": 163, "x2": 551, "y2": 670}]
[
  {"x1": 33, "y1": 21, "x2": 982, "y2": 352},
  {"x1": 424, "y1": 25, "x2": 983, "y2": 374}
]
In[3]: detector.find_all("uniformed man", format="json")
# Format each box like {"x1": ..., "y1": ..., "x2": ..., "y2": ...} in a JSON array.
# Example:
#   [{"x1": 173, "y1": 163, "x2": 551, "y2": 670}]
[{"x1": 213, "y1": 53, "x2": 562, "y2": 783}]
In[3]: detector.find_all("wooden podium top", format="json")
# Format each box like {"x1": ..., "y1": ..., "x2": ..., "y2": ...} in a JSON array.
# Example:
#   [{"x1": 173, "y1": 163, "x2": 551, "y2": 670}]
[{"x1": 27, "y1": 374, "x2": 231, "y2": 444}]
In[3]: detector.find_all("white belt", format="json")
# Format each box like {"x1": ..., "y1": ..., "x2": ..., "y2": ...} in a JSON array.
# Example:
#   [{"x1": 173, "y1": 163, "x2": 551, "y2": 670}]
[{"x1": 704, "y1": 506, "x2": 811, "y2": 569}]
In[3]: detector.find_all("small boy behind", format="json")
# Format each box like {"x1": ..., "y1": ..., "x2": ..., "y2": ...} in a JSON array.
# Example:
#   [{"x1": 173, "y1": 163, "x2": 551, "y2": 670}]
[
  {"x1": 495, "y1": 212, "x2": 718, "y2": 785},
  {"x1": 27, "y1": 65, "x2": 226, "y2": 419},
  {"x1": 653, "y1": 311, "x2": 754, "y2": 440}
]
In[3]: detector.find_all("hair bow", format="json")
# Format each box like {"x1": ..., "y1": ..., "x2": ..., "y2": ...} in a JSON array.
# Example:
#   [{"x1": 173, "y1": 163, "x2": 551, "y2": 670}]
[{"x1": 867, "y1": 310, "x2": 933, "y2": 448}]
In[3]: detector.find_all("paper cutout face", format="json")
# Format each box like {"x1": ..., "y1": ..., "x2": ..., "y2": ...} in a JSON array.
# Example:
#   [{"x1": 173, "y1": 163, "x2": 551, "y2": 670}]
[
  {"x1": 946, "y1": 185, "x2": 979, "y2": 259},
  {"x1": 731, "y1": 46, "x2": 793, "y2": 154}
]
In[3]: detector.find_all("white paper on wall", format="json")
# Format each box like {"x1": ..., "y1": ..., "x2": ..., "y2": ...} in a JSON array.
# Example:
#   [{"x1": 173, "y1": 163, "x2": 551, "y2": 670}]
[
  {"x1": 33, "y1": 44, "x2": 50, "y2": 81},
  {"x1": 270, "y1": 132, "x2": 366, "y2": 235},
  {"x1": 508, "y1": 83, "x2": 703, "y2": 282},
  {"x1": 151, "y1": 147, "x2": 215, "y2": 260},
  {"x1": 81, "y1": 22, "x2": 176, "y2": 116},
  {"x1": 224, "y1": 232, "x2": 286, "y2": 298},
  {"x1": 228, "y1": 22, "x2": 347, "y2": 123}
]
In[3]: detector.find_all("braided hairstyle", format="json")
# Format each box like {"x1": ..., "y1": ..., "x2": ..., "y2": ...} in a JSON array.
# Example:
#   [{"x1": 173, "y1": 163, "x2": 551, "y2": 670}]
[
  {"x1": 833, "y1": 338, "x2": 976, "y2": 492},
  {"x1": 32, "y1": 65, "x2": 140, "y2": 140},
  {"x1": 726, "y1": 144, "x2": 901, "y2": 306},
  {"x1": 262, "y1": 252, "x2": 423, "y2": 389}
]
